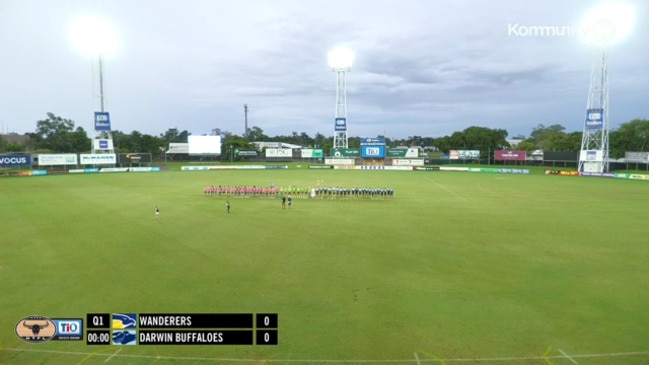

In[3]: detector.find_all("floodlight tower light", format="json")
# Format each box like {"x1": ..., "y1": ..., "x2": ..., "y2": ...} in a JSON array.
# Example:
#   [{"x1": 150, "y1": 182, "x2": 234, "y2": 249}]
[
  {"x1": 70, "y1": 17, "x2": 118, "y2": 154},
  {"x1": 578, "y1": 4, "x2": 634, "y2": 173},
  {"x1": 328, "y1": 47, "x2": 355, "y2": 149}
]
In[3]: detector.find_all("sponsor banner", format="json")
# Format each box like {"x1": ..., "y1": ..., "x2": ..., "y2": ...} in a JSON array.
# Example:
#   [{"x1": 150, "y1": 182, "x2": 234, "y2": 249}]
[
  {"x1": 585, "y1": 108, "x2": 603, "y2": 130},
  {"x1": 579, "y1": 150, "x2": 602, "y2": 162},
  {"x1": 415, "y1": 166, "x2": 440, "y2": 171},
  {"x1": 580, "y1": 172, "x2": 615, "y2": 178},
  {"x1": 440, "y1": 167, "x2": 469, "y2": 172},
  {"x1": 129, "y1": 167, "x2": 160, "y2": 172},
  {"x1": 495, "y1": 150, "x2": 527, "y2": 161},
  {"x1": 498, "y1": 169, "x2": 530, "y2": 174},
  {"x1": 301, "y1": 149, "x2": 324, "y2": 158},
  {"x1": 93, "y1": 139, "x2": 114, "y2": 151},
  {"x1": 325, "y1": 158, "x2": 355, "y2": 165},
  {"x1": 558, "y1": 170, "x2": 580, "y2": 176},
  {"x1": 236, "y1": 150, "x2": 259, "y2": 157},
  {"x1": 119, "y1": 153, "x2": 152, "y2": 163},
  {"x1": 625, "y1": 152, "x2": 649, "y2": 162},
  {"x1": 69, "y1": 169, "x2": 85, "y2": 174},
  {"x1": 629, "y1": 174, "x2": 649, "y2": 181},
  {"x1": 386, "y1": 148, "x2": 419, "y2": 158},
  {"x1": 361, "y1": 145, "x2": 385, "y2": 158},
  {"x1": 265, "y1": 165, "x2": 288, "y2": 170},
  {"x1": 181, "y1": 165, "x2": 269, "y2": 170},
  {"x1": 94, "y1": 112, "x2": 111, "y2": 131},
  {"x1": 100, "y1": 168, "x2": 129, "y2": 173},
  {"x1": 361, "y1": 166, "x2": 385, "y2": 170},
  {"x1": 309, "y1": 165, "x2": 333, "y2": 169},
  {"x1": 467, "y1": 168, "x2": 493, "y2": 173},
  {"x1": 84, "y1": 168, "x2": 100, "y2": 173},
  {"x1": 449, "y1": 150, "x2": 480, "y2": 159},
  {"x1": 265, "y1": 148, "x2": 292, "y2": 158},
  {"x1": 392, "y1": 159, "x2": 424, "y2": 166},
  {"x1": 330, "y1": 148, "x2": 360, "y2": 158},
  {"x1": 80, "y1": 154, "x2": 116, "y2": 165},
  {"x1": 0, "y1": 154, "x2": 31, "y2": 167},
  {"x1": 460, "y1": 150, "x2": 480, "y2": 159},
  {"x1": 38, "y1": 154, "x2": 77, "y2": 166},
  {"x1": 31, "y1": 170, "x2": 48, "y2": 175},
  {"x1": 335, "y1": 117, "x2": 347, "y2": 131},
  {"x1": 360, "y1": 138, "x2": 386, "y2": 145},
  {"x1": 384, "y1": 166, "x2": 413, "y2": 171},
  {"x1": 333, "y1": 165, "x2": 360, "y2": 170}
]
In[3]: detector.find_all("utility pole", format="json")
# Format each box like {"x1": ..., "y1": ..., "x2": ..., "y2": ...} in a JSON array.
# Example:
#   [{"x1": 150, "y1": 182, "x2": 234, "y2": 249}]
[{"x1": 244, "y1": 104, "x2": 248, "y2": 139}]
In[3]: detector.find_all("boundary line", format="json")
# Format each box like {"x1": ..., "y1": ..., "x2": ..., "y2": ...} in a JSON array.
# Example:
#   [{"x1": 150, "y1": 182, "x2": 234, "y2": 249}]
[
  {"x1": 558, "y1": 349, "x2": 578, "y2": 365},
  {"x1": 104, "y1": 348, "x2": 123, "y2": 363},
  {"x1": 425, "y1": 177, "x2": 467, "y2": 202},
  {"x1": 414, "y1": 352, "x2": 421, "y2": 365},
  {"x1": 2, "y1": 348, "x2": 649, "y2": 363}
]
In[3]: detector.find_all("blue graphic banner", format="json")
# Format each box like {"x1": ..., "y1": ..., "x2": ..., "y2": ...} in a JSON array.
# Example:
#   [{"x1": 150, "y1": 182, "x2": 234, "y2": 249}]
[
  {"x1": 94, "y1": 112, "x2": 111, "y2": 131},
  {"x1": 585, "y1": 108, "x2": 603, "y2": 130}
]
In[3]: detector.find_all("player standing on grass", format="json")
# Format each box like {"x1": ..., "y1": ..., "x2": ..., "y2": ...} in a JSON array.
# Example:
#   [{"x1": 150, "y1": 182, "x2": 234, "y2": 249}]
[
  {"x1": 288, "y1": 194, "x2": 292, "y2": 208},
  {"x1": 226, "y1": 200, "x2": 231, "y2": 213},
  {"x1": 155, "y1": 205, "x2": 160, "y2": 219}
]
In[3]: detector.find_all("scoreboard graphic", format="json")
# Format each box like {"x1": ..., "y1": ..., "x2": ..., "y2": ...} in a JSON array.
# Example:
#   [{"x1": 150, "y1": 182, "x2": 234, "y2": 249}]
[
  {"x1": 17, "y1": 313, "x2": 278, "y2": 346},
  {"x1": 86, "y1": 313, "x2": 278, "y2": 345}
]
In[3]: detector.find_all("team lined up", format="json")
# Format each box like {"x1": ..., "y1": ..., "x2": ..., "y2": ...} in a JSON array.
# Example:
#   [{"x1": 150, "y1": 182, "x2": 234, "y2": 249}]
[{"x1": 202, "y1": 185, "x2": 393, "y2": 199}]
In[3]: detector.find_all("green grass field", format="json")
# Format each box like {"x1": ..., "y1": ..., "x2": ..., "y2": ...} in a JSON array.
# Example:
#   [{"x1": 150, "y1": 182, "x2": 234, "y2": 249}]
[{"x1": 1, "y1": 167, "x2": 648, "y2": 365}]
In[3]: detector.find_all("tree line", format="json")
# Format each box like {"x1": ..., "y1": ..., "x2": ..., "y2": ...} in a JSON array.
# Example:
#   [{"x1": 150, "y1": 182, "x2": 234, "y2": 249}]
[{"x1": 1, "y1": 112, "x2": 648, "y2": 159}]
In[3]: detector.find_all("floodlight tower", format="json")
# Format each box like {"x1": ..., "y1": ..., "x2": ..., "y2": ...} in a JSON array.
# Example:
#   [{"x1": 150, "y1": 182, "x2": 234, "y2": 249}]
[
  {"x1": 328, "y1": 47, "x2": 355, "y2": 149},
  {"x1": 70, "y1": 17, "x2": 118, "y2": 154},
  {"x1": 578, "y1": 4, "x2": 634, "y2": 173}
]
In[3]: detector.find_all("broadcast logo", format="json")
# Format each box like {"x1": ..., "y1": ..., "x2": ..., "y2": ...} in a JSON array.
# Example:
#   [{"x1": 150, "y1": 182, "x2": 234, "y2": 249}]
[
  {"x1": 113, "y1": 330, "x2": 137, "y2": 345},
  {"x1": 53, "y1": 319, "x2": 83, "y2": 340},
  {"x1": 112, "y1": 313, "x2": 137, "y2": 329},
  {"x1": 366, "y1": 148, "x2": 380, "y2": 156},
  {"x1": 15, "y1": 316, "x2": 56, "y2": 343},
  {"x1": 16, "y1": 316, "x2": 83, "y2": 343}
]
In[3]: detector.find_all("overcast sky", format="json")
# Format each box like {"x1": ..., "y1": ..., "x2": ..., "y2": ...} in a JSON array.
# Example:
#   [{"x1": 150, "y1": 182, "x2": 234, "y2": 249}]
[{"x1": 1, "y1": 0, "x2": 647, "y2": 140}]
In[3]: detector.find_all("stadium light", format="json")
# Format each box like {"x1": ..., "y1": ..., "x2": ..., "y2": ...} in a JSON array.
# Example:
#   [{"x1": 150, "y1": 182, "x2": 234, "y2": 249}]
[
  {"x1": 578, "y1": 4, "x2": 634, "y2": 173},
  {"x1": 328, "y1": 47, "x2": 355, "y2": 150},
  {"x1": 328, "y1": 47, "x2": 355, "y2": 71},
  {"x1": 70, "y1": 17, "x2": 118, "y2": 56},
  {"x1": 70, "y1": 17, "x2": 118, "y2": 154},
  {"x1": 581, "y1": 3, "x2": 634, "y2": 46}
]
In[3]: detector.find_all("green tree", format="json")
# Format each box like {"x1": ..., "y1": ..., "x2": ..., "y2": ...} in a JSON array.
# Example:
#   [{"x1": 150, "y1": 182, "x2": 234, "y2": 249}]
[
  {"x1": 70, "y1": 127, "x2": 91, "y2": 153},
  {"x1": 247, "y1": 126, "x2": 267, "y2": 141},
  {"x1": 33, "y1": 113, "x2": 79, "y2": 152},
  {"x1": 609, "y1": 119, "x2": 649, "y2": 158}
]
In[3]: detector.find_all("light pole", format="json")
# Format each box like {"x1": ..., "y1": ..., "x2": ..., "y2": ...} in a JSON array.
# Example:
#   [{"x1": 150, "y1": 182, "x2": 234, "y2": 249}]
[
  {"x1": 328, "y1": 47, "x2": 355, "y2": 150},
  {"x1": 578, "y1": 4, "x2": 634, "y2": 173},
  {"x1": 70, "y1": 17, "x2": 118, "y2": 154}
]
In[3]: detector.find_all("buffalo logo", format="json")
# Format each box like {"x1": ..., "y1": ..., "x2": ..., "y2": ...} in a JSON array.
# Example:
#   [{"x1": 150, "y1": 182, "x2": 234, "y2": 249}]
[{"x1": 15, "y1": 316, "x2": 56, "y2": 343}]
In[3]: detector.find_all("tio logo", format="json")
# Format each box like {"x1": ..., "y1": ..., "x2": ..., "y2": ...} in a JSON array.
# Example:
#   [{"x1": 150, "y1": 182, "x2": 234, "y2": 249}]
[
  {"x1": 57, "y1": 320, "x2": 82, "y2": 335},
  {"x1": 367, "y1": 148, "x2": 379, "y2": 156}
]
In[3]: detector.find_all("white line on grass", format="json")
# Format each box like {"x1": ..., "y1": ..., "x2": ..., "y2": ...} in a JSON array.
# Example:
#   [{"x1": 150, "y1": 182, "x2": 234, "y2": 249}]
[
  {"x1": 104, "y1": 348, "x2": 123, "y2": 363},
  {"x1": 558, "y1": 349, "x2": 578, "y2": 365},
  {"x1": 414, "y1": 352, "x2": 422, "y2": 365},
  {"x1": 2, "y1": 348, "x2": 649, "y2": 363},
  {"x1": 425, "y1": 178, "x2": 467, "y2": 202}
]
